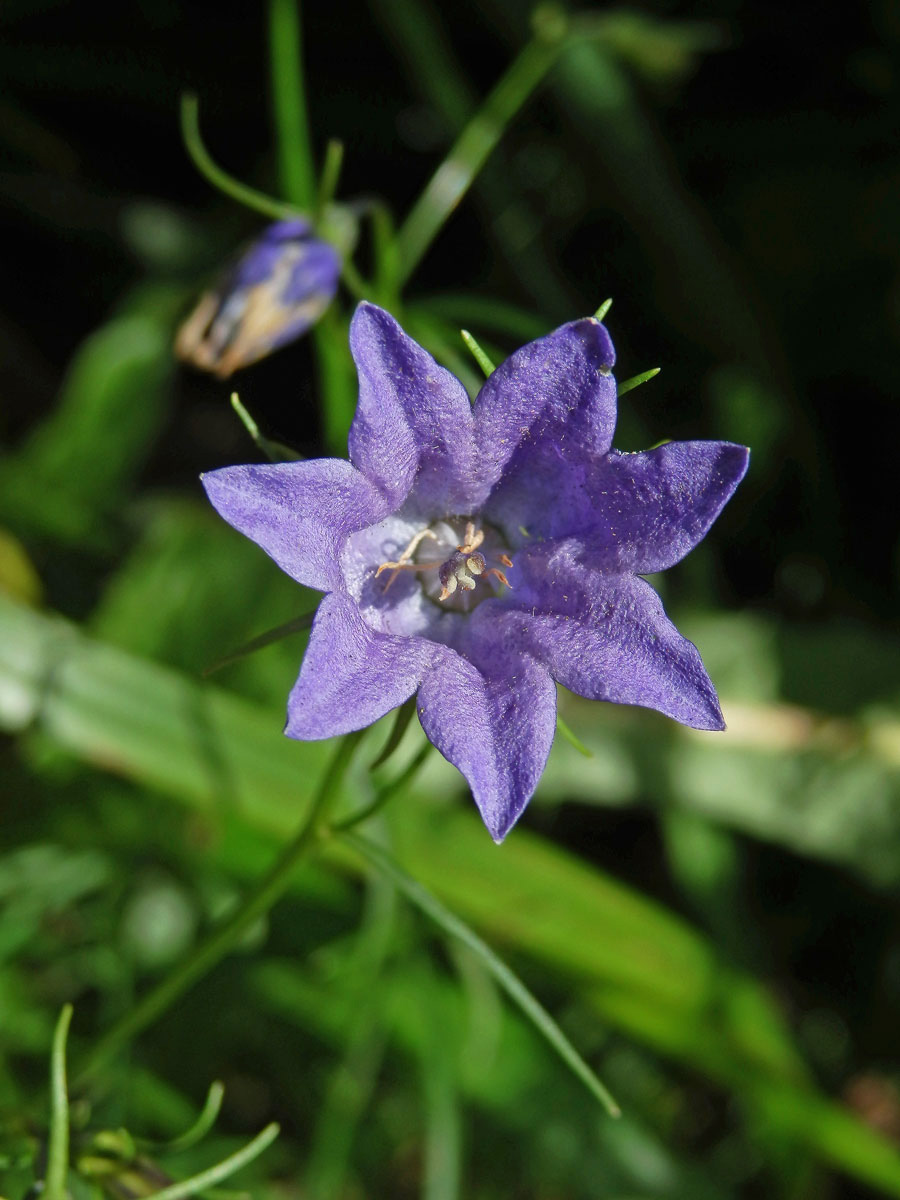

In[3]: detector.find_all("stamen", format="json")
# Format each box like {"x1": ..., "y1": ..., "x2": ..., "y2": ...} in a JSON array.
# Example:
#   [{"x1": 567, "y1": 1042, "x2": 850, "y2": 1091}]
[
  {"x1": 484, "y1": 567, "x2": 511, "y2": 589},
  {"x1": 375, "y1": 519, "x2": 513, "y2": 606},
  {"x1": 375, "y1": 528, "x2": 437, "y2": 590},
  {"x1": 458, "y1": 523, "x2": 484, "y2": 553},
  {"x1": 438, "y1": 575, "x2": 458, "y2": 601}
]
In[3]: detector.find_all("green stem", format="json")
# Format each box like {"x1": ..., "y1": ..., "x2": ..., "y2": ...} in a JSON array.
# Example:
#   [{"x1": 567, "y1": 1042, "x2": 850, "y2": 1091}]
[
  {"x1": 333, "y1": 742, "x2": 432, "y2": 833},
  {"x1": 316, "y1": 138, "x2": 345, "y2": 214},
  {"x1": 74, "y1": 732, "x2": 364, "y2": 1087},
  {"x1": 393, "y1": 34, "x2": 563, "y2": 288},
  {"x1": 143, "y1": 1123, "x2": 280, "y2": 1200},
  {"x1": 180, "y1": 94, "x2": 301, "y2": 222},
  {"x1": 44, "y1": 1004, "x2": 73, "y2": 1200},
  {"x1": 229, "y1": 393, "x2": 302, "y2": 464},
  {"x1": 203, "y1": 610, "x2": 315, "y2": 677},
  {"x1": 268, "y1": 0, "x2": 316, "y2": 209}
]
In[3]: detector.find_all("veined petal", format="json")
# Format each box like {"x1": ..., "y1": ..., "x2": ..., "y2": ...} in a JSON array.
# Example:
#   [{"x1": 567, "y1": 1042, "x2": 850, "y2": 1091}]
[
  {"x1": 286, "y1": 592, "x2": 440, "y2": 739},
  {"x1": 202, "y1": 459, "x2": 390, "y2": 593},
  {"x1": 416, "y1": 648, "x2": 557, "y2": 842},
  {"x1": 490, "y1": 550, "x2": 724, "y2": 730},
  {"x1": 347, "y1": 303, "x2": 483, "y2": 514},
  {"x1": 475, "y1": 318, "x2": 617, "y2": 519},
  {"x1": 575, "y1": 442, "x2": 750, "y2": 572}
]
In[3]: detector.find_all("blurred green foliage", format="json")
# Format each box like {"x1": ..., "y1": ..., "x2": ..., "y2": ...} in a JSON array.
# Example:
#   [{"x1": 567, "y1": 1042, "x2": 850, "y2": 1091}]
[{"x1": 2, "y1": 1, "x2": 900, "y2": 1198}]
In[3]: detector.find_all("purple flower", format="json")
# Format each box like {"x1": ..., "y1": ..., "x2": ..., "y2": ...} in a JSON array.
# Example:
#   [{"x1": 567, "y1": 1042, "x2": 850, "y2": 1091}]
[
  {"x1": 176, "y1": 220, "x2": 341, "y2": 378},
  {"x1": 203, "y1": 303, "x2": 748, "y2": 841}
]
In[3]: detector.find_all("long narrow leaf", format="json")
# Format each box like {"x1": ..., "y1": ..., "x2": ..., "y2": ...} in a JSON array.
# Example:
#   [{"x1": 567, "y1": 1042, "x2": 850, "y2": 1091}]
[{"x1": 343, "y1": 832, "x2": 620, "y2": 1117}]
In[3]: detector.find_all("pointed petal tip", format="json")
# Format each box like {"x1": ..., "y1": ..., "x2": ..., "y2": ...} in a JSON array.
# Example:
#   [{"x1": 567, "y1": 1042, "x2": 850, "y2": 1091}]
[
  {"x1": 687, "y1": 694, "x2": 726, "y2": 732},
  {"x1": 350, "y1": 298, "x2": 393, "y2": 333},
  {"x1": 722, "y1": 441, "x2": 751, "y2": 480},
  {"x1": 481, "y1": 803, "x2": 520, "y2": 844},
  {"x1": 572, "y1": 315, "x2": 616, "y2": 370}
]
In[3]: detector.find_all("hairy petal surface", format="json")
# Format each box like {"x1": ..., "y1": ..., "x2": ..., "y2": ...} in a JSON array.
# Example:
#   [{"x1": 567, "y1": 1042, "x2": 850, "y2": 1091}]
[
  {"x1": 202, "y1": 460, "x2": 390, "y2": 592},
  {"x1": 574, "y1": 442, "x2": 750, "y2": 572},
  {"x1": 348, "y1": 303, "x2": 483, "y2": 515},
  {"x1": 475, "y1": 318, "x2": 617, "y2": 530},
  {"x1": 416, "y1": 647, "x2": 557, "y2": 842},
  {"x1": 489, "y1": 545, "x2": 725, "y2": 730},
  {"x1": 286, "y1": 592, "x2": 441, "y2": 739}
]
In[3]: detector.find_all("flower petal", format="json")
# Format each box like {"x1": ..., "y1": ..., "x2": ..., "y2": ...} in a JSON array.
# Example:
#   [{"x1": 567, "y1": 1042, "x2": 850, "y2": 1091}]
[
  {"x1": 202, "y1": 459, "x2": 390, "y2": 592},
  {"x1": 475, "y1": 318, "x2": 616, "y2": 532},
  {"x1": 347, "y1": 303, "x2": 483, "y2": 514},
  {"x1": 416, "y1": 646, "x2": 557, "y2": 842},
  {"x1": 491, "y1": 549, "x2": 725, "y2": 730},
  {"x1": 286, "y1": 592, "x2": 440, "y2": 738},
  {"x1": 573, "y1": 442, "x2": 750, "y2": 572}
]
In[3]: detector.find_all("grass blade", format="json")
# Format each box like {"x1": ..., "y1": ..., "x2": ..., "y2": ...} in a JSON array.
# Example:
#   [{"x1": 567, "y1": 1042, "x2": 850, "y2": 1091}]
[
  {"x1": 44, "y1": 1004, "x2": 73, "y2": 1200},
  {"x1": 342, "y1": 832, "x2": 621, "y2": 1117}
]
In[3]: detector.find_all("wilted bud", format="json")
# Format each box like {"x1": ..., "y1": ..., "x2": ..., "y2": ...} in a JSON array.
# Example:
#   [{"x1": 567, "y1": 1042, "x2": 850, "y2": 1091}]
[{"x1": 176, "y1": 219, "x2": 341, "y2": 377}]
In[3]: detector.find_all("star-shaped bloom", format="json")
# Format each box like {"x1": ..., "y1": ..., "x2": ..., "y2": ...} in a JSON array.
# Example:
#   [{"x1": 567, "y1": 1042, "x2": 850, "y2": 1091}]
[
  {"x1": 176, "y1": 220, "x2": 341, "y2": 378},
  {"x1": 203, "y1": 303, "x2": 749, "y2": 841}
]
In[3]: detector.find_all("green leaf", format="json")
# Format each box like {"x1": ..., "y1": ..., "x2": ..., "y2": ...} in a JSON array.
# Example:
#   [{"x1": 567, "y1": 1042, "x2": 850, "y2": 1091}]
[
  {"x1": 140, "y1": 1123, "x2": 280, "y2": 1200},
  {"x1": 5, "y1": 594, "x2": 900, "y2": 1193},
  {"x1": 617, "y1": 366, "x2": 660, "y2": 396},
  {"x1": 0, "y1": 312, "x2": 173, "y2": 543},
  {"x1": 344, "y1": 832, "x2": 621, "y2": 1117},
  {"x1": 460, "y1": 330, "x2": 496, "y2": 377},
  {"x1": 136, "y1": 1081, "x2": 225, "y2": 1154}
]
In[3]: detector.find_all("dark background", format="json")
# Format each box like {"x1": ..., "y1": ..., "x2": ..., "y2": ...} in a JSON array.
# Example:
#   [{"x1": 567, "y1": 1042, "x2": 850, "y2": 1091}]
[{"x1": 4, "y1": 0, "x2": 899, "y2": 622}]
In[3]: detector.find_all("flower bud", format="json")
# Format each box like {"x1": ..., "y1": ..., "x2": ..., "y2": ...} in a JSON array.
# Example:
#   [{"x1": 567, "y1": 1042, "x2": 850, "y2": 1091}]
[{"x1": 176, "y1": 219, "x2": 340, "y2": 377}]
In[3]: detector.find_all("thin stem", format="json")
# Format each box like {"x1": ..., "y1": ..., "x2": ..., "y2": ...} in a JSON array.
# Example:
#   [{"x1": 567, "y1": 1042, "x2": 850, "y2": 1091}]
[
  {"x1": 333, "y1": 742, "x2": 432, "y2": 833},
  {"x1": 393, "y1": 34, "x2": 564, "y2": 288},
  {"x1": 203, "y1": 610, "x2": 315, "y2": 677},
  {"x1": 180, "y1": 94, "x2": 301, "y2": 222},
  {"x1": 369, "y1": 697, "x2": 417, "y2": 770},
  {"x1": 137, "y1": 1080, "x2": 225, "y2": 1153},
  {"x1": 144, "y1": 1123, "x2": 280, "y2": 1200},
  {"x1": 268, "y1": 0, "x2": 316, "y2": 209},
  {"x1": 230, "y1": 393, "x2": 302, "y2": 464},
  {"x1": 556, "y1": 713, "x2": 593, "y2": 758},
  {"x1": 44, "y1": 1004, "x2": 73, "y2": 1200},
  {"x1": 316, "y1": 138, "x2": 345, "y2": 214},
  {"x1": 74, "y1": 732, "x2": 364, "y2": 1087}
]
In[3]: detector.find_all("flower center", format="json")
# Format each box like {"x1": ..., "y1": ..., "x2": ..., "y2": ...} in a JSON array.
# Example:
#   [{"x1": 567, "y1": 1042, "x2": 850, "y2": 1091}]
[{"x1": 375, "y1": 518, "x2": 513, "y2": 612}]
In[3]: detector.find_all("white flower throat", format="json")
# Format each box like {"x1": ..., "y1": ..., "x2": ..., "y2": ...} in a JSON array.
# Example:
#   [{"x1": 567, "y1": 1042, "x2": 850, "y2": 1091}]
[{"x1": 376, "y1": 518, "x2": 513, "y2": 612}]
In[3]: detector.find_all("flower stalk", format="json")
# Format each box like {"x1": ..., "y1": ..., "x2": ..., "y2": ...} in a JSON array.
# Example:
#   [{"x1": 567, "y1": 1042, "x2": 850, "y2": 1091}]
[
  {"x1": 74, "y1": 730, "x2": 365, "y2": 1087},
  {"x1": 268, "y1": 0, "x2": 316, "y2": 210},
  {"x1": 180, "y1": 94, "x2": 301, "y2": 222}
]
